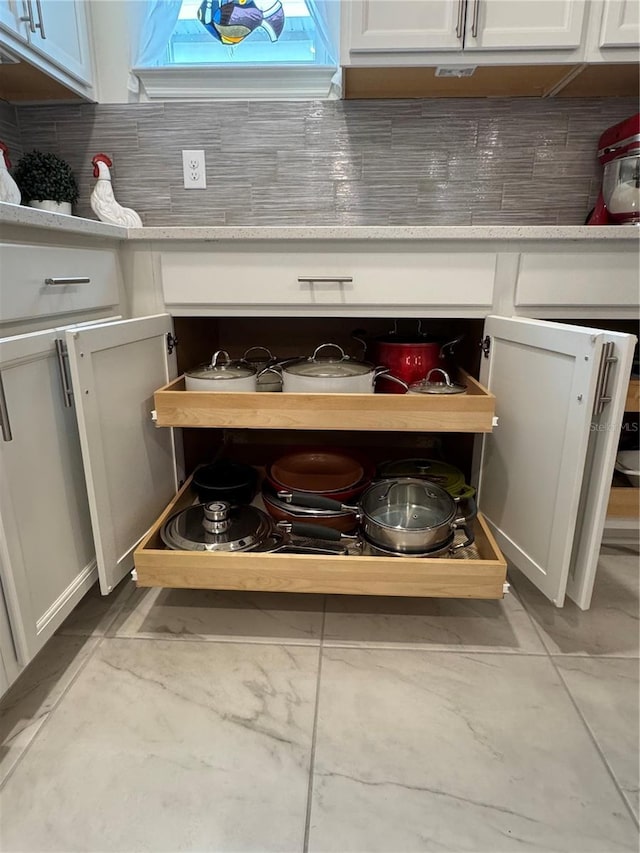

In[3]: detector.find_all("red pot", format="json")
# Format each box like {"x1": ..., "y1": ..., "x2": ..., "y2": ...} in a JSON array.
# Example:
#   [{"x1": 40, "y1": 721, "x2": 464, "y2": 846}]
[{"x1": 353, "y1": 325, "x2": 463, "y2": 395}]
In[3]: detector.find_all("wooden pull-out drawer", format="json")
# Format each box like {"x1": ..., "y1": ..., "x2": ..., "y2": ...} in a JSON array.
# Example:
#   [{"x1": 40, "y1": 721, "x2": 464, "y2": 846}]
[
  {"x1": 152, "y1": 371, "x2": 495, "y2": 433},
  {"x1": 134, "y1": 480, "x2": 507, "y2": 600},
  {"x1": 607, "y1": 486, "x2": 640, "y2": 519}
]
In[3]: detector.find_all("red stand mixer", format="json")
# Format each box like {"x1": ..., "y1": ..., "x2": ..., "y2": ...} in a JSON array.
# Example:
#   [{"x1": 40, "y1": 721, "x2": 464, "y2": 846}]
[{"x1": 587, "y1": 113, "x2": 640, "y2": 225}]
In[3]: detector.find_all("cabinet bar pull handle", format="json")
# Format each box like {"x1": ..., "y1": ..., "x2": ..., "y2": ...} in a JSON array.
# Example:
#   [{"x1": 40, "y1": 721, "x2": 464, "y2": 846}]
[
  {"x1": 20, "y1": 0, "x2": 36, "y2": 32},
  {"x1": 297, "y1": 276, "x2": 353, "y2": 284},
  {"x1": 55, "y1": 339, "x2": 73, "y2": 409},
  {"x1": 0, "y1": 373, "x2": 12, "y2": 442},
  {"x1": 455, "y1": 0, "x2": 466, "y2": 40},
  {"x1": 45, "y1": 277, "x2": 91, "y2": 286},
  {"x1": 470, "y1": 0, "x2": 480, "y2": 37},
  {"x1": 34, "y1": 0, "x2": 45, "y2": 38},
  {"x1": 593, "y1": 341, "x2": 618, "y2": 416}
]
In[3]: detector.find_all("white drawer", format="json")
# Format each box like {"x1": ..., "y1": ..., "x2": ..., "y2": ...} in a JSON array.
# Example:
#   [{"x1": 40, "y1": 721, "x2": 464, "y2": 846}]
[
  {"x1": 515, "y1": 252, "x2": 639, "y2": 308},
  {"x1": 160, "y1": 246, "x2": 497, "y2": 310},
  {"x1": 0, "y1": 244, "x2": 121, "y2": 324}
]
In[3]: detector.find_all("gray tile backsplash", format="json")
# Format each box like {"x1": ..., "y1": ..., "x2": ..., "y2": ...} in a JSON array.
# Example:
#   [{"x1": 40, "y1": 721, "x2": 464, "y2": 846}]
[
  {"x1": 0, "y1": 101, "x2": 22, "y2": 165},
  {"x1": 12, "y1": 97, "x2": 638, "y2": 226}
]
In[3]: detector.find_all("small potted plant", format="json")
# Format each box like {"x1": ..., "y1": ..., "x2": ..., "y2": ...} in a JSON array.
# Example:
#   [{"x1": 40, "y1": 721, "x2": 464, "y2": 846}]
[{"x1": 13, "y1": 150, "x2": 79, "y2": 215}]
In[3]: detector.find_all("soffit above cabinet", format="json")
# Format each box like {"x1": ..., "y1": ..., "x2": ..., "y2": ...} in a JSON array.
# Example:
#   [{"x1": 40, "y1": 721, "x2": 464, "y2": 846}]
[{"x1": 343, "y1": 63, "x2": 640, "y2": 99}]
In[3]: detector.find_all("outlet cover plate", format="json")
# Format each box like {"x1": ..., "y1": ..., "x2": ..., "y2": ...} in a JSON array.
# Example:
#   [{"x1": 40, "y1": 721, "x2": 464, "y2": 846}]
[{"x1": 182, "y1": 149, "x2": 206, "y2": 189}]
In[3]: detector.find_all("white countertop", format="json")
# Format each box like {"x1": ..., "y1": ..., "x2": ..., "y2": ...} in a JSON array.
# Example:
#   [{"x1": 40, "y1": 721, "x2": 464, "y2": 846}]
[
  {"x1": 127, "y1": 225, "x2": 640, "y2": 241},
  {"x1": 1, "y1": 202, "x2": 639, "y2": 242},
  {"x1": 0, "y1": 202, "x2": 127, "y2": 239}
]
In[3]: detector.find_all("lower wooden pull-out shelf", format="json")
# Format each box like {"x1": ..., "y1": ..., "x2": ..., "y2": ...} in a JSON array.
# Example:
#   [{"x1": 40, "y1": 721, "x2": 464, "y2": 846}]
[
  {"x1": 152, "y1": 370, "x2": 495, "y2": 433},
  {"x1": 134, "y1": 481, "x2": 507, "y2": 600},
  {"x1": 607, "y1": 485, "x2": 640, "y2": 519}
]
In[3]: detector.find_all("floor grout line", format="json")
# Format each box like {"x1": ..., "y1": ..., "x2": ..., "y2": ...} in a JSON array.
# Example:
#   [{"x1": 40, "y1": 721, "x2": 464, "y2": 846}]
[
  {"x1": 303, "y1": 595, "x2": 326, "y2": 853},
  {"x1": 0, "y1": 632, "x2": 107, "y2": 792},
  {"x1": 549, "y1": 654, "x2": 640, "y2": 830}
]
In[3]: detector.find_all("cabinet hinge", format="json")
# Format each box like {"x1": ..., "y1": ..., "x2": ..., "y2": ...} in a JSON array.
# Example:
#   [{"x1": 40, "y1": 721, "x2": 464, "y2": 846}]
[
  {"x1": 167, "y1": 333, "x2": 178, "y2": 355},
  {"x1": 593, "y1": 341, "x2": 618, "y2": 416},
  {"x1": 481, "y1": 335, "x2": 491, "y2": 358}
]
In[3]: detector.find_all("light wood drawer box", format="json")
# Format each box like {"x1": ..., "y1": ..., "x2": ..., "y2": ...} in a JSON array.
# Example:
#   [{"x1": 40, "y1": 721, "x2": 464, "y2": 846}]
[
  {"x1": 515, "y1": 252, "x2": 639, "y2": 308},
  {"x1": 134, "y1": 479, "x2": 507, "y2": 600},
  {"x1": 0, "y1": 243, "x2": 121, "y2": 324},
  {"x1": 152, "y1": 371, "x2": 496, "y2": 433},
  {"x1": 159, "y1": 247, "x2": 497, "y2": 310},
  {"x1": 607, "y1": 486, "x2": 640, "y2": 519}
]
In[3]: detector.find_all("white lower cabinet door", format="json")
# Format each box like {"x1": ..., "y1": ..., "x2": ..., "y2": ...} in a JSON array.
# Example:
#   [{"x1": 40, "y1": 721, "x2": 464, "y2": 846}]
[
  {"x1": 65, "y1": 314, "x2": 179, "y2": 596},
  {"x1": 0, "y1": 327, "x2": 96, "y2": 663},
  {"x1": 476, "y1": 316, "x2": 636, "y2": 608}
]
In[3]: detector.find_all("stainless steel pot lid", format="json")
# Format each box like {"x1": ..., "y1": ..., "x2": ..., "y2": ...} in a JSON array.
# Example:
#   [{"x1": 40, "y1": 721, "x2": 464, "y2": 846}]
[
  {"x1": 409, "y1": 368, "x2": 466, "y2": 395},
  {"x1": 161, "y1": 501, "x2": 273, "y2": 552},
  {"x1": 186, "y1": 350, "x2": 257, "y2": 382},
  {"x1": 282, "y1": 343, "x2": 374, "y2": 378},
  {"x1": 362, "y1": 478, "x2": 455, "y2": 530}
]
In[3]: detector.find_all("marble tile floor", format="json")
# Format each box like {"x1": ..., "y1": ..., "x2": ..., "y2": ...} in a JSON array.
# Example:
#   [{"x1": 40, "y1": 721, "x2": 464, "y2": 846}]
[{"x1": 0, "y1": 544, "x2": 637, "y2": 852}]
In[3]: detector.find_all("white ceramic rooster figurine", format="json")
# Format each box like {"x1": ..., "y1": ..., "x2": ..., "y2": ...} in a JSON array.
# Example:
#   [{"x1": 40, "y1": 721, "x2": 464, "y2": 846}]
[
  {"x1": 0, "y1": 141, "x2": 21, "y2": 205},
  {"x1": 90, "y1": 153, "x2": 142, "y2": 227}
]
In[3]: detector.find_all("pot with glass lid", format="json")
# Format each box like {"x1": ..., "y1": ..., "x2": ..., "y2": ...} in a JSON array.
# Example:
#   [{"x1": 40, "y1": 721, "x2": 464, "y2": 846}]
[
  {"x1": 262, "y1": 343, "x2": 406, "y2": 394},
  {"x1": 278, "y1": 477, "x2": 475, "y2": 555},
  {"x1": 185, "y1": 351, "x2": 258, "y2": 391}
]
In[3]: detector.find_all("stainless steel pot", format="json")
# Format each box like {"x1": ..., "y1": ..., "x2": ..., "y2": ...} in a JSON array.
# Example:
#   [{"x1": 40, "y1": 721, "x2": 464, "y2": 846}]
[
  {"x1": 278, "y1": 477, "x2": 475, "y2": 555},
  {"x1": 242, "y1": 346, "x2": 282, "y2": 392},
  {"x1": 185, "y1": 351, "x2": 258, "y2": 392},
  {"x1": 360, "y1": 529, "x2": 474, "y2": 558},
  {"x1": 262, "y1": 343, "x2": 406, "y2": 394}
]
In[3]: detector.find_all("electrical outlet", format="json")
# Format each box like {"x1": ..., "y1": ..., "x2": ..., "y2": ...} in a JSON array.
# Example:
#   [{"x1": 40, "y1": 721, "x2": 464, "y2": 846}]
[{"x1": 182, "y1": 149, "x2": 206, "y2": 189}]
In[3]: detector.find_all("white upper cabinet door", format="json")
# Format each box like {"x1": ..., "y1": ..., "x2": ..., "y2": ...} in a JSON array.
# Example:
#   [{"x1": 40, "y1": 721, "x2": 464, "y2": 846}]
[
  {"x1": 348, "y1": 0, "x2": 465, "y2": 52},
  {"x1": 476, "y1": 316, "x2": 632, "y2": 607},
  {"x1": 0, "y1": 0, "x2": 27, "y2": 39},
  {"x1": 26, "y1": 0, "x2": 92, "y2": 84},
  {"x1": 65, "y1": 315, "x2": 179, "y2": 596},
  {"x1": 466, "y1": 0, "x2": 587, "y2": 49},
  {"x1": 0, "y1": 327, "x2": 96, "y2": 664},
  {"x1": 599, "y1": 0, "x2": 640, "y2": 46}
]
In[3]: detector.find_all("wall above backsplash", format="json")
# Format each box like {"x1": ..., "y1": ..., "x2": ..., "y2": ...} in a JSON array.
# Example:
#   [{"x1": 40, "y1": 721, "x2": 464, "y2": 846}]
[{"x1": 12, "y1": 97, "x2": 639, "y2": 227}]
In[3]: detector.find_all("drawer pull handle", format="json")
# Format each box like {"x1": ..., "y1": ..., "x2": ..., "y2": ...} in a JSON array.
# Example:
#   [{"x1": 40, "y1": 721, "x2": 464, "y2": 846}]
[
  {"x1": 0, "y1": 372, "x2": 12, "y2": 442},
  {"x1": 45, "y1": 277, "x2": 91, "y2": 286},
  {"x1": 297, "y1": 276, "x2": 353, "y2": 284}
]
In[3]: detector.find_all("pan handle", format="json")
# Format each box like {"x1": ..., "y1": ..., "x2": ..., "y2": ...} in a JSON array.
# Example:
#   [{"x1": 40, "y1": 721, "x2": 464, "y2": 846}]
[
  {"x1": 351, "y1": 329, "x2": 369, "y2": 361},
  {"x1": 277, "y1": 521, "x2": 358, "y2": 543},
  {"x1": 372, "y1": 368, "x2": 409, "y2": 392},
  {"x1": 439, "y1": 335, "x2": 465, "y2": 359},
  {"x1": 453, "y1": 494, "x2": 477, "y2": 524},
  {"x1": 277, "y1": 490, "x2": 356, "y2": 513},
  {"x1": 449, "y1": 523, "x2": 475, "y2": 553}
]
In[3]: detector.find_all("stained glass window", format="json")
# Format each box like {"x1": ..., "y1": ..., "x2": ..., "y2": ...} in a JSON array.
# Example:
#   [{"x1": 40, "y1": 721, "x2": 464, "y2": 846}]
[{"x1": 160, "y1": 0, "x2": 331, "y2": 65}]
